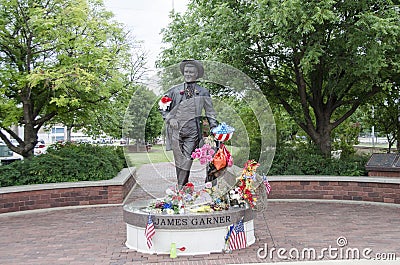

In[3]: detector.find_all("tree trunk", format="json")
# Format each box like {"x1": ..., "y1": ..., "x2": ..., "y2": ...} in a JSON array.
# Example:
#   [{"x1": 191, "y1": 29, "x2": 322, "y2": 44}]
[
  {"x1": 396, "y1": 116, "x2": 400, "y2": 153},
  {"x1": 387, "y1": 134, "x2": 393, "y2": 153},
  {"x1": 21, "y1": 99, "x2": 37, "y2": 159},
  {"x1": 315, "y1": 129, "x2": 332, "y2": 157},
  {"x1": 299, "y1": 113, "x2": 333, "y2": 158},
  {"x1": 66, "y1": 126, "x2": 72, "y2": 142},
  {"x1": 22, "y1": 122, "x2": 37, "y2": 159}
]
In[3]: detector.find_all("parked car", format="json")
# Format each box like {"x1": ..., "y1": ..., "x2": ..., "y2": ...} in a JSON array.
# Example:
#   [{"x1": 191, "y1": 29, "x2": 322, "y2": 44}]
[
  {"x1": 0, "y1": 141, "x2": 22, "y2": 165},
  {"x1": 34, "y1": 141, "x2": 47, "y2": 155}
]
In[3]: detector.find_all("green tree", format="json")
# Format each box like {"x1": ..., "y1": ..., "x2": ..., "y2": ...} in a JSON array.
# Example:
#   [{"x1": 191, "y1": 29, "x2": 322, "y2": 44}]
[
  {"x1": 145, "y1": 103, "x2": 164, "y2": 144},
  {"x1": 52, "y1": 50, "x2": 147, "y2": 142},
  {"x1": 123, "y1": 87, "x2": 163, "y2": 145},
  {"x1": 0, "y1": 0, "x2": 140, "y2": 158},
  {"x1": 332, "y1": 120, "x2": 361, "y2": 158},
  {"x1": 158, "y1": 0, "x2": 400, "y2": 156},
  {"x1": 363, "y1": 83, "x2": 400, "y2": 152}
]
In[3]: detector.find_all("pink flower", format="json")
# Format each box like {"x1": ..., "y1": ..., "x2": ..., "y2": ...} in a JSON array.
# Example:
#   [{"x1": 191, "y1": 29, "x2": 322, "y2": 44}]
[
  {"x1": 199, "y1": 157, "x2": 207, "y2": 165},
  {"x1": 208, "y1": 149, "x2": 215, "y2": 156},
  {"x1": 205, "y1": 182, "x2": 212, "y2": 189}
]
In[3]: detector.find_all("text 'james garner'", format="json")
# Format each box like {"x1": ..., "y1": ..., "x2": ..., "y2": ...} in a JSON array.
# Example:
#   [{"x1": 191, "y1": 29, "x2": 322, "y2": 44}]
[{"x1": 153, "y1": 215, "x2": 232, "y2": 226}]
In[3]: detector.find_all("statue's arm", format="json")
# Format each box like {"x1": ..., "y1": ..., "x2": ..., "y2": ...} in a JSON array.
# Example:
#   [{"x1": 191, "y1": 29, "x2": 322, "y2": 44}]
[{"x1": 203, "y1": 92, "x2": 218, "y2": 129}]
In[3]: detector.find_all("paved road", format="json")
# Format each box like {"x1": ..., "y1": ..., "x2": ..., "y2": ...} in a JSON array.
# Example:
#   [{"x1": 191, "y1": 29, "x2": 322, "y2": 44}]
[{"x1": 0, "y1": 162, "x2": 399, "y2": 264}]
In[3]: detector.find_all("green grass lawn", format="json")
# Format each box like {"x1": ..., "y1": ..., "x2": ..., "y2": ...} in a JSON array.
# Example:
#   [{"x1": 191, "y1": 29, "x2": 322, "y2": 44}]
[{"x1": 125, "y1": 145, "x2": 174, "y2": 168}]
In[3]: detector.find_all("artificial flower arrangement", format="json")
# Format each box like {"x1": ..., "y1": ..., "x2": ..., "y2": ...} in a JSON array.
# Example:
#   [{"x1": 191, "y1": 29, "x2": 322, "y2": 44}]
[{"x1": 233, "y1": 159, "x2": 260, "y2": 208}]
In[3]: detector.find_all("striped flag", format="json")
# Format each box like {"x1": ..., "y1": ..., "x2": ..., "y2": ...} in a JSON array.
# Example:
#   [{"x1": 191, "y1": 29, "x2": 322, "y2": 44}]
[
  {"x1": 229, "y1": 219, "x2": 246, "y2": 250},
  {"x1": 145, "y1": 214, "x2": 155, "y2": 249},
  {"x1": 262, "y1": 175, "x2": 272, "y2": 194}
]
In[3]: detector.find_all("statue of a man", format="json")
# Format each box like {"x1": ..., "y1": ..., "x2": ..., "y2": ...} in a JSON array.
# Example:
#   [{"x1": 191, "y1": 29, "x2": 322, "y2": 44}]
[{"x1": 159, "y1": 60, "x2": 218, "y2": 188}]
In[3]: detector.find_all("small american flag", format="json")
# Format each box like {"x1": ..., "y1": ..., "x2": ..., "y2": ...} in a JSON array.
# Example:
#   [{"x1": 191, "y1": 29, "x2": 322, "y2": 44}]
[
  {"x1": 262, "y1": 175, "x2": 272, "y2": 194},
  {"x1": 145, "y1": 214, "x2": 155, "y2": 249},
  {"x1": 229, "y1": 219, "x2": 246, "y2": 250}
]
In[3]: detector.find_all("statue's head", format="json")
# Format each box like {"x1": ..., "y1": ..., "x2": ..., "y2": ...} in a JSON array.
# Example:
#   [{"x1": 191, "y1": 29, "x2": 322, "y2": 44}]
[{"x1": 180, "y1": 59, "x2": 204, "y2": 82}]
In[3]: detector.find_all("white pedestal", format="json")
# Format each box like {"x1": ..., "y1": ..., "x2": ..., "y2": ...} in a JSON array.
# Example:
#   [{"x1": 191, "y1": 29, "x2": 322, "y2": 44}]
[
  {"x1": 123, "y1": 202, "x2": 255, "y2": 255},
  {"x1": 125, "y1": 220, "x2": 255, "y2": 255}
]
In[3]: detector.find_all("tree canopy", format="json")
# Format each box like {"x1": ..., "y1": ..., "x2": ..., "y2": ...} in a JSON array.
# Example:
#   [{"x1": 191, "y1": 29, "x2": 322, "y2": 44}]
[
  {"x1": 363, "y1": 81, "x2": 400, "y2": 152},
  {"x1": 123, "y1": 87, "x2": 163, "y2": 144},
  {"x1": 0, "y1": 0, "x2": 142, "y2": 158},
  {"x1": 158, "y1": 0, "x2": 400, "y2": 156}
]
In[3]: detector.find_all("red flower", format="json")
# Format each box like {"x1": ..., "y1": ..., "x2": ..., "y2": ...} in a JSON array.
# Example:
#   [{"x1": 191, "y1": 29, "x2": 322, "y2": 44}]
[
  {"x1": 161, "y1": 96, "x2": 172, "y2": 104},
  {"x1": 185, "y1": 182, "x2": 194, "y2": 188}
]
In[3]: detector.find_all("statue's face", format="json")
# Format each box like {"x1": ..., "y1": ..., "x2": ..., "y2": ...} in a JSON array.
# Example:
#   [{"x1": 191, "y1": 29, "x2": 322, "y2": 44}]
[{"x1": 183, "y1": 65, "x2": 198, "y2": 83}]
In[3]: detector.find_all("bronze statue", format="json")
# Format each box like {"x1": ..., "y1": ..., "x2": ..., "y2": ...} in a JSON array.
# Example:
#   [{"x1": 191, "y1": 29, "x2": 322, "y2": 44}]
[{"x1": 159, "y1": 60, "x2": 218, "y2": 188}]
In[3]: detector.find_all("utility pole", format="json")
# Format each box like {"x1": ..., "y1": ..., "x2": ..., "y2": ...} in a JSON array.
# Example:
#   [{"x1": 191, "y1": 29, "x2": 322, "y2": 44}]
[
  {"x1": 397, "y1": 93, "x2": 400, "y2": 152},
  {"x1": 371, "y1": 106, "x2": 375, "y2": 148}
]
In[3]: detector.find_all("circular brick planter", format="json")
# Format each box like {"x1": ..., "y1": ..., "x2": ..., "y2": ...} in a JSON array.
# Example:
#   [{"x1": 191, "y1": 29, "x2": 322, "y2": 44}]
[
  {"x1": 1, "y1": 169, "x2": 399, "y2": 215},
  {"x1": 267, "y1": 176, "x2": 400, "y2": 204},
  {"x1": 0, "y1": 167, "x2": 136, "y2": 214}
]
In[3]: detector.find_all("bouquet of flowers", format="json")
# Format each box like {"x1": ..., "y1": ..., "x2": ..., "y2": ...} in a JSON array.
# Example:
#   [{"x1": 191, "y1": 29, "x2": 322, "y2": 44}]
[
  {"x1": 158, "y1": 96, "x2": 172, "y2": 111},
  {"x1": 191, "y1": 144, "x2": 215, "y2": 165}
]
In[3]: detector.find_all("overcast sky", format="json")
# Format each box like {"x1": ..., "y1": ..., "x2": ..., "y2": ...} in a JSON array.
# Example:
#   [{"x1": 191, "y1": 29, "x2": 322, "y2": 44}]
[{"x1": 103, "y1": 0, "x2": 188, "y2": 73}]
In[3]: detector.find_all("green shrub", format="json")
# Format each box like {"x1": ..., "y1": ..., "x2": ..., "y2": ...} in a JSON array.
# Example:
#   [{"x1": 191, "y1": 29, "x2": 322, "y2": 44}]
[
  {"x1": 267, "y1": 142, "x2": 368, "y2": 176},
  {"x1": 0, "y1": 143, "x2": 127, "y2": 187}
]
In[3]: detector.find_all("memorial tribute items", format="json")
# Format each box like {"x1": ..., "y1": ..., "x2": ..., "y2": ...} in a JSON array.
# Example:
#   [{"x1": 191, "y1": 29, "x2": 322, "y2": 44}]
[
  {"x1": 228, "y1": 219, "x2": 247, "y2": 250},
  {"x1": 158, "y1": 96, "x2": 172, "y2": 111},
  {"x1": 235, "y1": 159, "x2": 260, "y2": 208},
  {"x1": 145, "y1": 214, "x2": 155, "y2": 249},
  {"x1": 146, "y1": 158, "x2": 267, "y2": 215},
  {"x1": 190, "y1": 143, "x2": 215, "y2": 165},
  {"x1": 262, "y1": 175, "x2": 272, "y2": 194},
  {"x1": 212, "y1": 122, "x2": 235, "y2": 142},
  {"x1": 212, "y1": 147, "x2": 227, "y2": 170},
  {"x1": 193, "y1": 130, "x2": 234, "y2": 184}
]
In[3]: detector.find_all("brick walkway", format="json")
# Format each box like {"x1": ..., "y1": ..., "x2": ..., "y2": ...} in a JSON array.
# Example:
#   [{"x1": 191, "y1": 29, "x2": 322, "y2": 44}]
[{"x1": 1, "y1": 163, "x2": 399, "y2": 265}]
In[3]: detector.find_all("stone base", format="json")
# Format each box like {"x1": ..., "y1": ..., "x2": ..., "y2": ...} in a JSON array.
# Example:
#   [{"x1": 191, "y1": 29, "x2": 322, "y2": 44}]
[{"x1": 123, "y1": 201, "x2": 255, "y2": 255}]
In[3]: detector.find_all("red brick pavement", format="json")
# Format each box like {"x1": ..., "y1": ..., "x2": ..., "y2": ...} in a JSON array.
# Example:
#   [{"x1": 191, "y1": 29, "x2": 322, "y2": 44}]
[{"x1": 0, "y1": 183, "x2": 399, "y2": 265}]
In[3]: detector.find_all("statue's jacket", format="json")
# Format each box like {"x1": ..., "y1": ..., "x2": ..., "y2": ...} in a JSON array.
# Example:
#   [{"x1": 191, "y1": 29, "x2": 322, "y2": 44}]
[{"x1": 160, "y1": 83, "x2": 218, "y2": 151}]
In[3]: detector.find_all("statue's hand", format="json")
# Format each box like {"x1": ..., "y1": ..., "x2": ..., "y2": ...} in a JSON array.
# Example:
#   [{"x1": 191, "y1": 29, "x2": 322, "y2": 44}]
[{"x1": 169, "y1": 119, "x2": 179, "y2": 130}]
